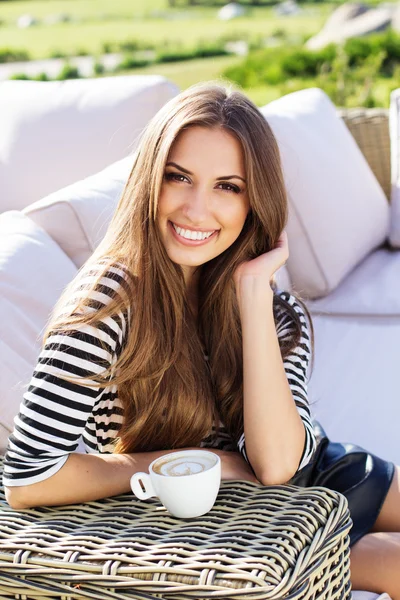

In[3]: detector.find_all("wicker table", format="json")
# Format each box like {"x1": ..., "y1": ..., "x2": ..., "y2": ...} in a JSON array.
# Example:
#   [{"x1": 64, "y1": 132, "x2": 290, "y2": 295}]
[{"x1": 0, "y1": 457, "x2": 352, "y2": 600}]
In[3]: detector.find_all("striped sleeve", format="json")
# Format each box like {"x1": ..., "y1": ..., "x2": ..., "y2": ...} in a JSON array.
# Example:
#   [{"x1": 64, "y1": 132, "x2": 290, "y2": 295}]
[
  {"x1": 2, "y1": 263, "x2": 130, "y2": 488},
  {"x1": 237, "y1": 290, "x2": 317, "y2": 473}
]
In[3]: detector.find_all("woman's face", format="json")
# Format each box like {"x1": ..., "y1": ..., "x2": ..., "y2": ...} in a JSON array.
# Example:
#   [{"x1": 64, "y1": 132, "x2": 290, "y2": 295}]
[{"x1": 157, "y1": 126, "x2": 250, "y2": 283}]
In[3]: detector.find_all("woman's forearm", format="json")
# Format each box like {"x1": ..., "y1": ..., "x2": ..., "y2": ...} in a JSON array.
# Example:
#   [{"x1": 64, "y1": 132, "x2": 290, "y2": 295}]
[
  {"x1": 5, "y1": 447, "x2": 246, "y2": 510},
  {"x1": 5, "y1": 450, "x2": 179, "y2": 510},
  {"x1": 239, "y1": 285, "x2": 305, "y2": 485}
]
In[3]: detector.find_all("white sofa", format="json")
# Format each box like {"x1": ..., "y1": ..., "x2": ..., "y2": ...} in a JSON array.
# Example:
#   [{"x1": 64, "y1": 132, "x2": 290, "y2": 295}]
[{"x1": 0, "y1": 75, "x2": 399, "y2": 599}]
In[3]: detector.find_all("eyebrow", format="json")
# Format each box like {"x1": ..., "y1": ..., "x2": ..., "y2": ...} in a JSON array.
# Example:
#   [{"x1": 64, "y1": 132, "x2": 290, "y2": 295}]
[{"x1": 166, "y1": 161, "x2": 246, "y2": 184}]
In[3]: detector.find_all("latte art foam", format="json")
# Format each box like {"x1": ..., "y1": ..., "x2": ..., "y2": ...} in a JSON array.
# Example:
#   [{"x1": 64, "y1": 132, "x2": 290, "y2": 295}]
[{"x1": 153, "y1": 454, "x2": 216, "y2": 477}]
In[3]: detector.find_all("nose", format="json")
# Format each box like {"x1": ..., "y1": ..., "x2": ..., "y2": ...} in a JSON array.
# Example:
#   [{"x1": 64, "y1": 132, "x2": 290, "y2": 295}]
[{"x1": 181, "y1": 186, "x2": 211, "y2": 225}]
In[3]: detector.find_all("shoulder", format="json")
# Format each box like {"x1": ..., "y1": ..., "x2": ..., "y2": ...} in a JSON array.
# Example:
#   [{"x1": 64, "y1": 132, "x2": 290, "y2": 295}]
[
  {"x1": 70, "y1": 259, "x2": 133, "y2": 315},
  {"x1": 81, "y1": 259, "x2": 132, "y2": 300},
  {"x1": 60, "y1": 258, "x2": 134, "y2": 342}
]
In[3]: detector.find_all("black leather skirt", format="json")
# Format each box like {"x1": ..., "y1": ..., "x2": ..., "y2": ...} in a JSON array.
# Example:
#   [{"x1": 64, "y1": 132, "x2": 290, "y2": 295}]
[{"x1": 289, "y1": 422, "x2": 395, "y2": 546}]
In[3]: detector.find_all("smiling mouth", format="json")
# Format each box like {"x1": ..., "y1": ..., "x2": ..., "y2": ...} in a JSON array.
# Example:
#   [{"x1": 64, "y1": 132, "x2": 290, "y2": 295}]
[{"x1": 168, "y1": 221, "x2": 219, "y2": 245}]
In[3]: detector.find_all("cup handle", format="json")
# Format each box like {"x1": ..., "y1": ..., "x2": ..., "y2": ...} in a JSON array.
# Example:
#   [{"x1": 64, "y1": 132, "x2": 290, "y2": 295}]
[{"x1": 130, "y1": 472, "x2": 157, "y2": 500}]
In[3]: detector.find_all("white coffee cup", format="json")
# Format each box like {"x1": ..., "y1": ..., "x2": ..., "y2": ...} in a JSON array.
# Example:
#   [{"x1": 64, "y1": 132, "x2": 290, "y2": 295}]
[{"x1": 130, "y1": 449, "x2": 221, "y2": 518}]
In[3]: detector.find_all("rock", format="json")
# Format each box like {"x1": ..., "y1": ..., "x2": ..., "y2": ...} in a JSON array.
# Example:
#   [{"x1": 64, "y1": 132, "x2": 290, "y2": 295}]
[
  {"x1": 217, "y1": 3, "x2": 246, "y2": 21},
  {"x1": 224, "y1": 40, "x2": 249, "y2": 56},
  {"x1": 274, "y1": 0, "x2": 301, "y2": 16},
  {"x1": 322, "y1": 2, "x2": 370, "y2": 31},
  {"x1": 17, "y1": 14, "x2": 38, "y2": 28},
  {"x1": 306, "y1": 3, "x2": 394, "y2": 50},
  {"x1": 392, "y1": 2, "x2": 400, "y2": 32}
]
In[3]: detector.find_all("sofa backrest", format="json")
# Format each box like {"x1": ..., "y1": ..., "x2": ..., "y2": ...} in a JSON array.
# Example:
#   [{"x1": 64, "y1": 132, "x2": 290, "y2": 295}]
[
  {"x1": 260, "y1": 88, "x2": 389, "y2": 299},
  {"x1": 0, "y1": 75, "x2": 179, "y2": 213}
]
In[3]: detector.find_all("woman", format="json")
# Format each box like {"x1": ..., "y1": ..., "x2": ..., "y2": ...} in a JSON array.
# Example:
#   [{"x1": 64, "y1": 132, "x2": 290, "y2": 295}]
[{"x1": 3, "y1": 81, "x2": 400, "y2": 595}]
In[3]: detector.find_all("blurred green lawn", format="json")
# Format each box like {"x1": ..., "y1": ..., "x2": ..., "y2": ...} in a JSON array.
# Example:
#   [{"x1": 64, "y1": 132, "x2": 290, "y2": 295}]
[
  {"x1": 113, "y1": 54, "x2": 284, "y2": 105},
  {"x1": 0, "y1": 0, "x2": 333, "y2": 59}
]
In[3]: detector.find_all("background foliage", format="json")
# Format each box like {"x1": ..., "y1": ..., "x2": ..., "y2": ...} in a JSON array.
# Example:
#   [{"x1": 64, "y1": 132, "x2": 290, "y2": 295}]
[{"x1": 0, "y1": 0, "x2": 398, "y2": 107}]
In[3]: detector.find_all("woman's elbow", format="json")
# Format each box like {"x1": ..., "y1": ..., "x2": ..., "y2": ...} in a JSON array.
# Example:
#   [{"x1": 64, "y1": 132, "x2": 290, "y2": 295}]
[
  {"x1": 5, "y1": 486, "x2": 32, "y2": 510},
  {"x1": 258, "y1": 463, "x2": 299, "y2": 486}
]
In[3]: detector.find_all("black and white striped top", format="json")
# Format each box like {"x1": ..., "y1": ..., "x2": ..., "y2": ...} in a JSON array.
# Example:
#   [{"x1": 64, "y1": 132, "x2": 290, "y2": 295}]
[{"x1": 3, "y1": 263, "x2": 316, "y2": 488}]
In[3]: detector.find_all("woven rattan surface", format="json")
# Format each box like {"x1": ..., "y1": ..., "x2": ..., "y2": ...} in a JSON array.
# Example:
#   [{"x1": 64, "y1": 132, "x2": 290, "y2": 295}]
[
  {"x1": 0, "y1": 458, "x2": 352, "y2": 600},
  {"x1": 338, "y1": 108, "x2": 390, "y2": 200}
]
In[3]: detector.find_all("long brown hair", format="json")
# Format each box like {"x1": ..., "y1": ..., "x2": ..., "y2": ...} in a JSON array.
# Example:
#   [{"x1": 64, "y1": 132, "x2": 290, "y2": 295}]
[{"x1": 43, "y1": 80, "x2": 315, "y2": 454}]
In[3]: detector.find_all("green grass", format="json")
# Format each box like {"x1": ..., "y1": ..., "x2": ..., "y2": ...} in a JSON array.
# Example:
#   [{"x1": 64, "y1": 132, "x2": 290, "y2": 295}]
[
  {"x1": 0, "y1": 1, "x2": 333, "y2": 60},
  {"x1": 117, "y1": 54, "x2": 242, "y2": 90},
  {"x1": 0, "y1": 0, "x2": 168, "y2": 21}
]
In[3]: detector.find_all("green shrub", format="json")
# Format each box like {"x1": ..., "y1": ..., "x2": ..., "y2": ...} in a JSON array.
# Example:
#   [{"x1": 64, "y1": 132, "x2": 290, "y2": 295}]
[
  {"x1": 271, "y1": 28, "x2": 287, "y2": 39},
  {"x1": 34, "y1": 72, "x2": 49, "y2": 81},
  {"x1": 192, "y1": 44, "x2": 229, "y2": 59},
  {"x1": 248, "y1": 34, "x2": 264, "y2": 51},
  {"x1": 118, "y1": 39, "x2": 155, "y2": 53},
  {"x1": 222, "y1": 30, "x2": 400, "y2": 109},
  {"x1": 9, "y1": 73, "x2": 30, "y2": 80},
  {"x1": 116, "y1": 55, "x2": 151, "y2": 70},
  {"x1": 261, "y1": 62, "x2": 285, "y2": 85},
  {"x1": 50, "y1": 49, "x2": 69, "y2": 59},
  {"x1": 224, "y1": 62, "x2": 255, "y2": 87},
  {"x1": 281, "y1": 46, "x2": 336, "y2": 77},
  {"x1": 344, "y1": 36, "x2": 380, "y2": 65},
  {"x1": 102, "y1": 42, "x2": 114, "y2": 54},
  {"x1": 380, "y1": 30, "x2": 400, "y2": 76},
  {"x1": 56, "y1": 64, "x2": 80, "y2": 80},
  {"x1": 156, "y1": 41, "x2": 229, "y2": 64},
  {"x1": 224, "y1": 48, "x2": 277, "y2": 86},
  {"x1": 0, "y1": 48, "x2": 29, "y2": 63},
  {"x1": 280, "y1": 49, "x2": 320, "y2": 77},
  {"x1": 156, "y1": 48, "x2": 198, "y2": 63},
  {"x1": 344, "y1": 30, "x2": 400, "y2": 76},
  {"x1": 225, "y1": 45, "x2": 336, "y2": 87},
  {"x1": 93, "y1": 61, "x2": 105, "y2": 75}
]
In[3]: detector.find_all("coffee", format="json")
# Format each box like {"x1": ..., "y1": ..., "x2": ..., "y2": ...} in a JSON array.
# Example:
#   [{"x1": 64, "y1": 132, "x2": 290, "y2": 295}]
[{"x1": 153, "y1": 453, "x2": 217, "y2": 477}]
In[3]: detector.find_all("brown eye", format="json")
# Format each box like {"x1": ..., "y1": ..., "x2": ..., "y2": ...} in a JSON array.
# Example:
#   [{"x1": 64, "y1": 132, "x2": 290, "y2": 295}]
[
  {"x1": 165, "y1": 172, "x2": 188, "y2": 183},
  {"x1": 217, "y1": 182, "x2": 241, "y2": 194}
]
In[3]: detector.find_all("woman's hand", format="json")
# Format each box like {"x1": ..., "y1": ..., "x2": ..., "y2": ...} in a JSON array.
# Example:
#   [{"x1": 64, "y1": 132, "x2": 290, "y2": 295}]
[
  {"x1": 233, "y1": 230, "x2": 289, "y2": 297},
  {"x1": 220, "y1": 450, "x2": 261, "y2": 485}
]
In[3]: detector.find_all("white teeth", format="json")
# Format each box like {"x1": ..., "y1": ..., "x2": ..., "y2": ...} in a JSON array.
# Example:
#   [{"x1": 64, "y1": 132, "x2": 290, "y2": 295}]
[{"x1": 172, "y1": 223, "x2": 215, "y2": 241}]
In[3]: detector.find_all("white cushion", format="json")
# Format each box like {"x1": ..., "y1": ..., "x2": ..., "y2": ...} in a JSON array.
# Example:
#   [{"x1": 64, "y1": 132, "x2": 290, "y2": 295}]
[
  {"x1": 389, "y1": 87, "x2": 400, "y2": 247},
  {"x1": 260, "y1": 88, "x2": 389, "y2": 299},
  {"x1": 0, "y1": 75, "x2": 179, "y2": 213},
  {"x1": 24, "y1": 156, "x2": 133, "y2": 269},
  {"x1": 0, "y1": 211, "x2": 77, "y2": 450},
  {"x1": 308, "y1": 310, "x2": 400, "y2": 464},
  {"x1": 306, "y1": 247, "x2": 400, "y2": 315}
]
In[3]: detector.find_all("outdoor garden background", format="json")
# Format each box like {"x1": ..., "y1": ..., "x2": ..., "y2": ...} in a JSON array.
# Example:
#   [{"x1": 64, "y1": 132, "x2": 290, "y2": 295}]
[{"x1": 1, "y1": 0, "x2": 399, "y2": 110}]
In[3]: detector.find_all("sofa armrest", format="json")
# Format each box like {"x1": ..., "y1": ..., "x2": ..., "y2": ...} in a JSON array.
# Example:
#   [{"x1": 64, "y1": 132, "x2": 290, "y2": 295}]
[{"x1": 338, "y1": 107, "x2": 390, "y2": 200}]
